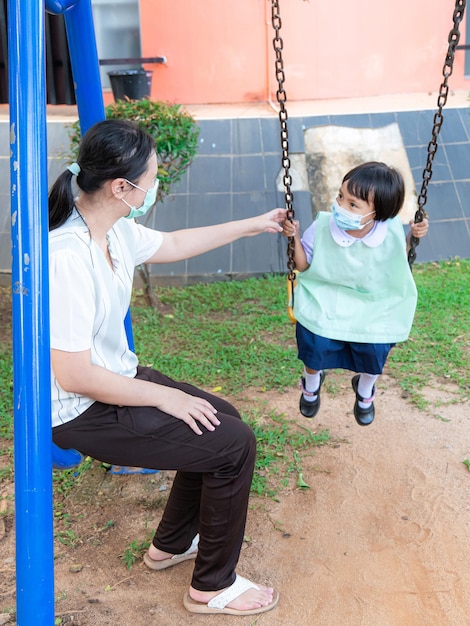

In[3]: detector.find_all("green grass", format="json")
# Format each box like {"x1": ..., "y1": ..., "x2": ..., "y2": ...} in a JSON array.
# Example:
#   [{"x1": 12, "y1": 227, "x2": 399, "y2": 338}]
[
  {"x1": 132, "y1": 274, "x2": 298, "y2": 393},
  {"x1": 132, "y1": 259, "x2": 470, "y2": 405},
  {"x1": 387, "y1": 258, "x2": 470, "y2": 406},
  {"x1": 0, "y1": 258, "x2": 469, "y2": 509}
]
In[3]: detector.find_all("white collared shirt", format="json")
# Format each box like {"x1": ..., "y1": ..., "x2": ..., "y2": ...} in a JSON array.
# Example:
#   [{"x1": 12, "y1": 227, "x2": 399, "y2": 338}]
[
  {"x1": 49, "y1": 209, "x2": 163, "y2": 426},
  {"x1": 301, "y1": 215, "x2": 389, "y2": 264}
]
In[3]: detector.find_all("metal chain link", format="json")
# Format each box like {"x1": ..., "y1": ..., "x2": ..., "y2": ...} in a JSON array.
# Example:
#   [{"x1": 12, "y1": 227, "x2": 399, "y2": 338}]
[
  {"x1": 271, "y1": 0, "x2": 296, "y2": 289},
  {"x1": 271, "y1": 0, "x2": 466, "y2": 269},
  {"x1": 408, "y1": 0, "x2": 466, "y2": 266}
]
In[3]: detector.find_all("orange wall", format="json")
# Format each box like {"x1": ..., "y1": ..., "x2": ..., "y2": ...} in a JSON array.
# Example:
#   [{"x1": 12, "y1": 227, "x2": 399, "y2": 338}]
[{"x1": 139, "y1": 0, "x2": 468, "y2": 105}]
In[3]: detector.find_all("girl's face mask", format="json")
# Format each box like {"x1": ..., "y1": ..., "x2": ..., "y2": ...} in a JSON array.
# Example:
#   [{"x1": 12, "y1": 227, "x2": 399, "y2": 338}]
[
  {"x1": 331, "y1": 198, "x2": 375, "y2": 231},
  {"x1": 123, "y1": 178, "x2": 159, "y2": 219}
]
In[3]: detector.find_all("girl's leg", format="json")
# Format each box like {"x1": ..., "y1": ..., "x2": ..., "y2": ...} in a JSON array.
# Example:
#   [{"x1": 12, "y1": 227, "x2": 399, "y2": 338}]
[
  {"x1": 304, "y1": 367, "x2": 322, "y2": 397},
  {"x1": 299, "y1": 366, "x2": 325, "y2": 418},
  {"x1": 351, "y1": 373, "x2": 377, "y2": 426},
  {"x1": 356, "y1": 373, "x2": 378, "y2": 408}
]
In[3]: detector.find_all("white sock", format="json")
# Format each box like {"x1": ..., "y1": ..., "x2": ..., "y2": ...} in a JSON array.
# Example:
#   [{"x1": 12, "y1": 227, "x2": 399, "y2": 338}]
[
  {"x1": 357, "y1": 373, "x2": 378, "y2": 409},
  {"x1": 303, "y1": 370, "x2": 322, "y2": 402}
]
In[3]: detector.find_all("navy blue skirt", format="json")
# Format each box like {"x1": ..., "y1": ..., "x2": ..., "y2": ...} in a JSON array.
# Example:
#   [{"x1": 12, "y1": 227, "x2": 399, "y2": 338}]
[{"x1": 296, "y1": 322, "x2": 395, "y2": 374}]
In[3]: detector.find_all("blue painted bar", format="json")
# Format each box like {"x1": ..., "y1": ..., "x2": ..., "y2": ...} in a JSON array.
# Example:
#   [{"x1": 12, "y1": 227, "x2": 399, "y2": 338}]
[
  {"x1": 10, "y1": 1, "x2": 138, "y2": 619},
  {"x1": 8, "y1": 1, "x2": 55, "y2": 623}
]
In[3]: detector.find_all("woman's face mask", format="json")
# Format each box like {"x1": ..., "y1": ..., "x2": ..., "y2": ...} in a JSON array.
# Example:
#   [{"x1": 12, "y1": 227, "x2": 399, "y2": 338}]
[
  {"x1": 331, "y1": 198, "x2": 375, "y2": 231},
  {"x1": 123, "y1": 178, "x2": 159, "y2": 219}
]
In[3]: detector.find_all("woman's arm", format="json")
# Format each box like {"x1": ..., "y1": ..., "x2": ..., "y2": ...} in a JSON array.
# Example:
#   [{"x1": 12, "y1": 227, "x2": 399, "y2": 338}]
[
  {"x1": 51, "y1": 349, "x2": 220, "y2": 435},
  {"x1": 145, "y1": 208, "x2": 287, "y2": 264}
]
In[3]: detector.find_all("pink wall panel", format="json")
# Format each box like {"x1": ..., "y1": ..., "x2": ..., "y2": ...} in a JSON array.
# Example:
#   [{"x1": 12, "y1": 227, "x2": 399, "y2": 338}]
[
  {"x1": 138, "y1": 0, "x2": 468, "y2": 105},
  {"x1": 140, "y1": 0, "x2": 268, "y2": 104}
]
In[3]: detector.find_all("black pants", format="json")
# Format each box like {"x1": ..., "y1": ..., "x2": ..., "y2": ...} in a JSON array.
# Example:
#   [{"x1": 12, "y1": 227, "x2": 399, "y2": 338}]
[{"x1": 52, "y1": 366, "x2": 256, "y2": 592}]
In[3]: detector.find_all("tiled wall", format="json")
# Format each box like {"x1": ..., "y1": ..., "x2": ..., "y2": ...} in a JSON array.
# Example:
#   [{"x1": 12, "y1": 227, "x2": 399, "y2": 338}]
[{"x1": 1, "y1": 106, "x2": 469, "y2": 283}]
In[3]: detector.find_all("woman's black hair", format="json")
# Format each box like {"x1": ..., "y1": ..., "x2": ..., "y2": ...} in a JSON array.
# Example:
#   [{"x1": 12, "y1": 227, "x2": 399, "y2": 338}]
[
  {"x1": 342, "y1": 161, "x2": 405, "y2": 221},
  {"x1": 49, "y1": 119, "x2": 155, "y2": 230}
]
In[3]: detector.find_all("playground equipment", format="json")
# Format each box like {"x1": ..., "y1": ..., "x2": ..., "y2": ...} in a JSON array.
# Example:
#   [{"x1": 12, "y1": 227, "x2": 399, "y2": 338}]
[
  {"x1": 8, "y1": 0, "x2": 467, "y2": 623},
  {"x1": 272, "y1": 0, "x2": 467, "y2": 320},
  {"x1": 9, "y1": 0, "x2": 112, "y2": 622}
]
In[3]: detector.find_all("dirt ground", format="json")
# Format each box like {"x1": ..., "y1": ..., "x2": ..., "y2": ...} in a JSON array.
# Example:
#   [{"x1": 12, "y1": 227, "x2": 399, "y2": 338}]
[{"x1": 1, "y1": 291, "x2": 469, "y2": 625}]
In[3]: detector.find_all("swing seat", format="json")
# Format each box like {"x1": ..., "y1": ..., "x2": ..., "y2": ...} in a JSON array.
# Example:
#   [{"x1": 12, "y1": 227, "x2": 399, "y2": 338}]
[
  {"x1": 51, "y1": 442, "x2": 159, "y2": 474},
  {"x1": 52, "y1": 442, "x2": 84, "y2": 470}
]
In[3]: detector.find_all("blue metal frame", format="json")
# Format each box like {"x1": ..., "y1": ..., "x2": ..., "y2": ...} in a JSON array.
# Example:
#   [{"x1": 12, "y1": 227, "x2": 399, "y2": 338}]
[{"x1": 8, "y1": 0, "x2": 135, "y2": 621}]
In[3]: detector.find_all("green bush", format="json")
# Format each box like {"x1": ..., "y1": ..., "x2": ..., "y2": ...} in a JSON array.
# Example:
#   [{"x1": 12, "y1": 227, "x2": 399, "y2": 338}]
[{"x1": 67, "y1": 98, "x2": 200, "y2": 204}]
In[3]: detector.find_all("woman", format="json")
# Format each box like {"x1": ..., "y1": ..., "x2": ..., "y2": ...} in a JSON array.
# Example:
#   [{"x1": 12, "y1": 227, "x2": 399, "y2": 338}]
[{"x1": 49, "y1": 119, "x2": 284, "y2": 616}]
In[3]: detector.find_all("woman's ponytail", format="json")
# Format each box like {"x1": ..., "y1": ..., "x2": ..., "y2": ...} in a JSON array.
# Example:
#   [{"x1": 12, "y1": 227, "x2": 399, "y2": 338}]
[{"x1": 48, "y1": 169, "x2": 76, "y2": 230}]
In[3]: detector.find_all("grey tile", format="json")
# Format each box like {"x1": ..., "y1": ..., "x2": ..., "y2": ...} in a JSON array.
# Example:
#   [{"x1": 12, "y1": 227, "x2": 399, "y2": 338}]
[
  {"x1": 0, "y1": 194, "x2": 10, "y2": 232},
  {"x1": 283, "y1": 118, "x2": 307, "y2": 153},
  {"x1": 329, "y1": 113, "x2": 372, "y2": 128},
  {"x1": 231, "y1": 192, "x2": 286, "y2": 274},
  {"x1": 196, "y1": 120, "x2": 232, "y2": 155},
  {"x1": 455, "y1": 181, "x2": 470, "y2": 218},
  {"x1": 261, "y1": 118, "x2": 284, "y2": 154},
  {"x1": 439, "y1": 108, "x2": 470, "y2": 144},
  {"x1": 406, "y1": 146, "x2": 451, "y2": 184},
  {"x1": 48, "y1": 156, "x2": 69, "y2": 186},
  {"x1": 370, "y1": 112, "x2": 397, "y2": 127},
  {"x1": 290, "y1": 190, "x2": 314, "y2": 225},
  {"x1": 232, "y1": 231, "x2": 286, "y2": 274},
  {"x1": 47, "y1": 120, "x2": 75, "y2": 157},
  {"x1": 186, "y1": 193, "x2": 233, "y2": 275},
  {"x1": 396, "y1": 110, "x2": 435, "y2": 147},
  {"x1": 188, "y1": 155, "x2": 231, "y2": 193},
  {"x1": 301, "y1": 115, "x2": 331, "y2": 130},
  {"x1": 187, "y1": 193, "x2": 233, "y2": 227},
  {"x1": 420, "y1": 181, "x2": 462, "y2": 219},
  {"x1": 263, "y1": 154, "x2": 284, "y2": 193},
  {"x1": 232, "y1": 155, "x2": 267, "y2": 193},
  {"x1": 146, "y1": 194, "x2": 188, "y2": 231},
  {"x1": 0, "y1": 123, "x2": 10, "y2": 156},
  {"x1": 169, "y1": 168, "x2": 189, "y2": 195},
  {"x1": 149, "y1": 258, "x2": 187, "y2": 278},
  {"x1": 456, "y1": 108, "x2": 470, "y2": 141},
  {"x1": 442, "y1": 143, "x2": 470, "y2": 180},
  {"x1": 232, "y1": 119, "x2": 262, "y2": 154},
  {"x1": 0, "y1": 232, "x2": 11, "y2": 269},
  {"x1": 413, "y1": 218, "x2": 470, "y2": 262}
]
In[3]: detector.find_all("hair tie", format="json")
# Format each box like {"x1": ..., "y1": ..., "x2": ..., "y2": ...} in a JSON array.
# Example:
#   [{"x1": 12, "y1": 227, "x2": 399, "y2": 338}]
[{"x1": 67, "y1": 162, "x2": 81, "y2": 176}]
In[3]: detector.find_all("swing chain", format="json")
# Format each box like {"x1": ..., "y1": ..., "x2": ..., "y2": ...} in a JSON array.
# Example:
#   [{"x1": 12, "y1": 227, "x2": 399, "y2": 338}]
[
  {"x1": 271, "y1": 0, "x2": 296, "y2": 284},
  {"x1": 408, "y1": 0, "x2": 467, "y2": 267}
]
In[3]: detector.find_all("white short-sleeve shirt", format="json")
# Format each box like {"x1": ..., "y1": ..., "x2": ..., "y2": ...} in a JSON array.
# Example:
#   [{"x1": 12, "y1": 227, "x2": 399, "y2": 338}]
[{"x1": 49, "y1": 209, "x2": 163, "y2": 426}]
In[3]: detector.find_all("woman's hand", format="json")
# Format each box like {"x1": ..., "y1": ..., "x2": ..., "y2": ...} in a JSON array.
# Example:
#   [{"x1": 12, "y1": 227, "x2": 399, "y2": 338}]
[
  {"x1": 409, "y1": 217, "x2": 429, "y2": 239},
  {"x1": 52, "y1": 349, "x2": 220, "y2": 435},
  {"x1": 245, "y1": 208, "x2": 288, "y2": 235},
  {"x1": 155, "y1": 387, "x2": 221, "y2": 435}
]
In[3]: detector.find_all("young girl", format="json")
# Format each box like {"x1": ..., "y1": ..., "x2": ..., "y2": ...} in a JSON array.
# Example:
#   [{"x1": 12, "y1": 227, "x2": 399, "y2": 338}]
[{"x1": 282, "y1": 161, "x2": 428, "y2": 426}]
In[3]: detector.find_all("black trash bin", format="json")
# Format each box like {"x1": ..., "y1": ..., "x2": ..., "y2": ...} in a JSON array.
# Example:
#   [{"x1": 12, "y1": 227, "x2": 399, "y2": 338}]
[{"x1": 107, "y1": 69, "x2": 153, "y2": 101}]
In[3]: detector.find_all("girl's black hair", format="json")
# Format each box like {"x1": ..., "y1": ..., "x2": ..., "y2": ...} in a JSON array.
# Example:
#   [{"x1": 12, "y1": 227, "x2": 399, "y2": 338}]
[
  {"x1": 49, "y1": 119, "x2": 155, "y2": 230},
  {"x1": 342, "y1": 161, "x2": 405, "y2": 221}
]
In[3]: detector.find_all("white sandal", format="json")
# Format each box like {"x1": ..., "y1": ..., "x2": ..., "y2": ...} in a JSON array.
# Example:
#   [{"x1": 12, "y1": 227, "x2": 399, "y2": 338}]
[
  {"x1": 183, "y1": 574, "x2": 279, "y2": 615},
  {"x1": 143, "y1": 534, "x2": 199, "y2": 571}
]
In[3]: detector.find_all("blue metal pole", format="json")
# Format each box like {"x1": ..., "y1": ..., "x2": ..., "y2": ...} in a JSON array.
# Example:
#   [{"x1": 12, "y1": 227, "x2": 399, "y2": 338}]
[{"x1": 8, "y1": 1, "x2": 55, "y2": 623}]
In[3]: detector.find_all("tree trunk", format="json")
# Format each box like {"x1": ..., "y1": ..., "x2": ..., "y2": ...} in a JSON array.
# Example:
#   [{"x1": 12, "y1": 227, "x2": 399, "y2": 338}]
[{"x1": 137, "y1": 263, "x2": 160, "y2": 309}]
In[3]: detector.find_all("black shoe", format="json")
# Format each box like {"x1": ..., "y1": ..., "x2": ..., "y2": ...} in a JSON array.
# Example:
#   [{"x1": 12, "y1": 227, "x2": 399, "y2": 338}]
[
  {"x1": 299, "y1": 371, "x2": 326, "y2": 418},
  {"x1": 351, "y1": 375, "x2": 375, "y2": 426}
]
